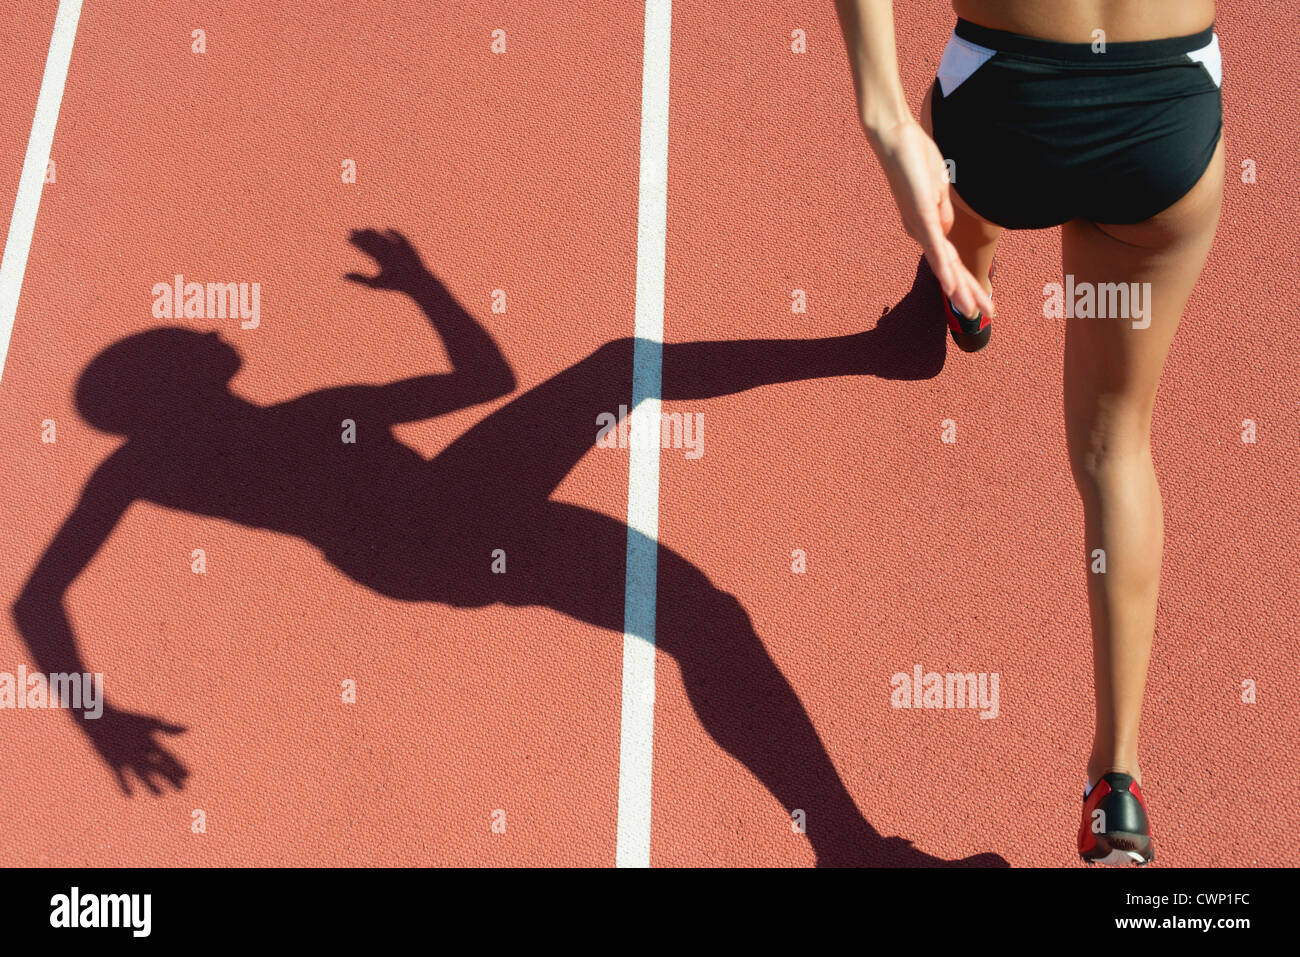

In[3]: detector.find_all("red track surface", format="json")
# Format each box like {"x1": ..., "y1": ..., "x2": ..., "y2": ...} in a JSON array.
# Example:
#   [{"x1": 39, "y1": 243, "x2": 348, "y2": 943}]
[{"x1": 0, "y1": 0, "x2": 1295, "y2": 867}]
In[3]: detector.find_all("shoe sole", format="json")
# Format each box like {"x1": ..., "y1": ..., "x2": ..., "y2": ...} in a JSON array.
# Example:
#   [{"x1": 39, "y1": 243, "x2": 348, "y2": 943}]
[{"x1": 1081, "y1": 831, "x2": 1154, "y2": 866}]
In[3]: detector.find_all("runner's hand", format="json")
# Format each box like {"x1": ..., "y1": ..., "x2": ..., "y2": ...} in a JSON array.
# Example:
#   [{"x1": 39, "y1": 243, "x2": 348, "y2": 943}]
[{"x1": 868, "y1": 118, "x2": 995, "y2": 319}]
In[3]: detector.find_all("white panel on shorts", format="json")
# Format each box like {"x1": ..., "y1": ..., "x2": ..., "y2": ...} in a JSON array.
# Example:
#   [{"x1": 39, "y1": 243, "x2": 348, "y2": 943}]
[
  {"x1": 1186, "y1": 33, "x2": 1222, "y2": 88},
  {"x1": 936, "y1": 32, "x2": 997, "y2": 97}
]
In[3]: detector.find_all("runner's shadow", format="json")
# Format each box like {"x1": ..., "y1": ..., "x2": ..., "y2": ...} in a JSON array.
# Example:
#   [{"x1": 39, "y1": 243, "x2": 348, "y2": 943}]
[{"x1": 12, "y1": 229, "x2": 1005, "y2": 867}]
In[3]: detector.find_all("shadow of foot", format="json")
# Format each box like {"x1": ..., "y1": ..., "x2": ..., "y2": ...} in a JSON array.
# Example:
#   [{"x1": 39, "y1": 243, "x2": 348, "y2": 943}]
[
  {"x1": 818, "y1": 836, "x2": 1011, "y2": 868},
  {"x1": 853, "y1": 256, "x2": 948, "y2": 381}
]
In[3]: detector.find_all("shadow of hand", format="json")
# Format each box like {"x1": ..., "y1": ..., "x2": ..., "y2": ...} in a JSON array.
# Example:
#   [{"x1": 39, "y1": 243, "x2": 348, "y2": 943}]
[
  {"x1": 83, "y1": 705, "x2": 189, "y2": 796},
  {"x1": 345, "y1": 228, "x2": 430, "y2": 290}
]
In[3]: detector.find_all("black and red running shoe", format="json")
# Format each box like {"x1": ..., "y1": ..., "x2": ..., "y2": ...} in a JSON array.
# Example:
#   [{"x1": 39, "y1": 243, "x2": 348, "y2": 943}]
[
  {"x1": 943, "y1": 256, "x2": 995, "y2": 353},
  {"x1": 1078, "y1": 771, "x2": 1154, "y2": 866}
]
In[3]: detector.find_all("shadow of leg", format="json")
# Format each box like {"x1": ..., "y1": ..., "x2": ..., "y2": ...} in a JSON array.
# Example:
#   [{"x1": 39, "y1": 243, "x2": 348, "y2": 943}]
[{"x1": 503, "y1": 503, "x2": 1008, "y2": 867}]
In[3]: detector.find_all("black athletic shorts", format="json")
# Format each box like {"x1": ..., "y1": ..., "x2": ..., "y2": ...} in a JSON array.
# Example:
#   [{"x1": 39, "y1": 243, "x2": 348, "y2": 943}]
[{"x1": 929, "y1": 19, "x2": 1224, "y2": 230}]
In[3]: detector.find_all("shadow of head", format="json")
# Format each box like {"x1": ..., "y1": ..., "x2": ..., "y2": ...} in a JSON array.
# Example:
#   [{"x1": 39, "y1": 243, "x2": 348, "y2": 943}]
[{"x1": 75, "y1": 327, "x2": 242, "y2": 436}]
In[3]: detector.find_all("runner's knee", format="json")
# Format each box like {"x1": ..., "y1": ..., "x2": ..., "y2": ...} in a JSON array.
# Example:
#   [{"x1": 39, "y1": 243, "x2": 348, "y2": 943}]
[{"x1": 1066, "y1": 401, "x2": 1153, "y2": 488}]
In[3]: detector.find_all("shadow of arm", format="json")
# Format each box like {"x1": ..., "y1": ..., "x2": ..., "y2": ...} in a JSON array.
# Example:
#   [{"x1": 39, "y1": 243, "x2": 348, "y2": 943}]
[
  {"x1": 12, "y1": 452, "x2": 132, "y2": 677},
  {"x1": 12, "y1": 450, "x2": 189, "y2": 794},
  {"x1": 337, "y1": 229, "x2": 516, "y2": 422}
]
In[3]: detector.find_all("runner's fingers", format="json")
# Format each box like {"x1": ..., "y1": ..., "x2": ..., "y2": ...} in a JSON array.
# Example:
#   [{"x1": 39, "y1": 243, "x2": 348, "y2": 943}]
[
  {"x1": 942, "y1": 237, "x2": 980, "y2": 316},
  {"x1": 919, "y1": 215, "x2": 956, "y2": 296},
  {"x1": 947, "y1": 245, "x2": 997, "y2": 318}
]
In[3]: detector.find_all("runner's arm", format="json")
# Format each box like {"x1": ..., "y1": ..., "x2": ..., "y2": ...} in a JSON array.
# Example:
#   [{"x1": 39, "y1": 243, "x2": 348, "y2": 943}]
[{"x1": 833, "y1": 0, "x2": 996, "y2": 318}]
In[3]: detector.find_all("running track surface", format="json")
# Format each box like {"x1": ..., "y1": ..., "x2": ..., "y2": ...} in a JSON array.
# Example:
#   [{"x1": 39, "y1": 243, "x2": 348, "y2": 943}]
[{"x1": 0, "y1": 0, "x2": 1295, "y2": 867}]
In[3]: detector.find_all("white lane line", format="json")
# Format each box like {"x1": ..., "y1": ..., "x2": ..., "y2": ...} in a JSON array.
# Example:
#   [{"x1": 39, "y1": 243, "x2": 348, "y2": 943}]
[
  {"x1": 616, "y1": 0, "x2": 671, "y2": 869},
  {"x1": 0, "y1": 0, "x2": 84, "y2": 383}
]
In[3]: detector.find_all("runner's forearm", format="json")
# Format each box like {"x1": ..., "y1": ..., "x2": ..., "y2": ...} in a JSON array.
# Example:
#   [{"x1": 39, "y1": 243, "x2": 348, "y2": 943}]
[{"x1": 833, "y1": 0, "x2": 913, "y2": 144}]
